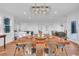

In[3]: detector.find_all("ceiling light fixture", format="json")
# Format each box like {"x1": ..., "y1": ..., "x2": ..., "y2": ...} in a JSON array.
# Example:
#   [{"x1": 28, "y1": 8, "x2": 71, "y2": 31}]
[{"x1": 32, "y1": 3, "x2": 50, "y2": 15}]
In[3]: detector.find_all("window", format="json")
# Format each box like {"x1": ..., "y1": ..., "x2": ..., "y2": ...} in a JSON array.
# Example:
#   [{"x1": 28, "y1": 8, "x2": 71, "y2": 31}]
[
  {"x1": 4, "y1": 18, "x2": 10, "y2": 33},
  {"x1": 71, "y1": 21, "x2": 77, "y2": 33}
]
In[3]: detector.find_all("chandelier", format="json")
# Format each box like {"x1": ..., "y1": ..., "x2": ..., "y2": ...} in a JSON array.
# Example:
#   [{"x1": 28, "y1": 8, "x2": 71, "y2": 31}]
[{"x1": 32, "y1": 4, "x2": 50, "y2": 15}]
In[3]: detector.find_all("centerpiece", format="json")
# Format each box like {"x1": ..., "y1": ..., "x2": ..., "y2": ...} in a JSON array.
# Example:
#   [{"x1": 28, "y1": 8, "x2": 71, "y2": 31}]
[
  {"x1": 35, "y1": 34, "x2": 45, "y2": 40},
  {"x1": 35, "y1": 31, "x2": 46, "y2": 40}
]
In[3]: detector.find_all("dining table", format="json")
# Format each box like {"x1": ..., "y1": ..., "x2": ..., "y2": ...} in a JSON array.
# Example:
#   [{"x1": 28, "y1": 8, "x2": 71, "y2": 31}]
[{"x1": 14, "y1": 35, "x2": 70, "y2": 56}]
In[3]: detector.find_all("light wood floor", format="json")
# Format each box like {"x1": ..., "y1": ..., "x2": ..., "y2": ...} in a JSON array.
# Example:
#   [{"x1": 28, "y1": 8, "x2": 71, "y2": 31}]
[{"x1": 0, "y1": 40, "x2": 79, "y2": 56}]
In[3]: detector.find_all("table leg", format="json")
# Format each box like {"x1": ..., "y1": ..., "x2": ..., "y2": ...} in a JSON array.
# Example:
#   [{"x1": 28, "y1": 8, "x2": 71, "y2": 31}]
[{"x1": 4, "y1": 36, "x2": 6, "y2": 49}]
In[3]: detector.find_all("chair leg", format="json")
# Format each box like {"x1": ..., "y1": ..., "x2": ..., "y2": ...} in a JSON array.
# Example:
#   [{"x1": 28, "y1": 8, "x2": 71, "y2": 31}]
[
  {"x1": 22, "y1": 45, "x2": 26, "y2": 55},
  {"x1": 60, "y1": 48, "x2": 63, "y2": 56},
  {"x1": 54, "y1": 48, "x2": 58, "y2": 56},
  {"x1": 14, "y1": 48, "x2": 17, "y2": 56},
  {"x1": 64, "y1": 47, "x2": 68, "y2": 56},
  {"x1": 22, "y1": 47, "x2": 25, "y2": 55},
  {"x1": 54, "y1": 49, "x2": 56, "y2": 56}
]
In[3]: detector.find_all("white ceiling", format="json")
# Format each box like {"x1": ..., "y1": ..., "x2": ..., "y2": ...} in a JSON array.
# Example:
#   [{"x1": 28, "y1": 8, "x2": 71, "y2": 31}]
[{"x1": 0, "y1": 3, "x2": 79, "y2": 24}]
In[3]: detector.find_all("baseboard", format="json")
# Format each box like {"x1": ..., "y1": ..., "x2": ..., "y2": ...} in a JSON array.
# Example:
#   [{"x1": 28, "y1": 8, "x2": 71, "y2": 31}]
[
  {"x1": 70, "y1": 40, "x2": 79, "y2": 46},
  {"x1": 0, "y1": 39, "x2": 14, "y2": 47}
]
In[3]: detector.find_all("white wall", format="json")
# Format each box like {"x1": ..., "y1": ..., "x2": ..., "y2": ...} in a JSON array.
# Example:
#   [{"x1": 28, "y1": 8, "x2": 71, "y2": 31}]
[
  {"x1": 67, "y1": 11, "x2": 79, "y2": 44},
  {"x1": 0, "y1": 16, "x2": 14, "y2": 46},
  {"x1": 5, "y1": 16, "x2": 14, "y2": 44}
]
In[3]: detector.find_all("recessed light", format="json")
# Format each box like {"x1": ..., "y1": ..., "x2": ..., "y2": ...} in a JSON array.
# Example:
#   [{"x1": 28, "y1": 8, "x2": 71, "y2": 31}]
[
  {"x1": 24, "y1": 11, "x2": 26, "y2": 15},
  {"x1": 54, "y1": 11, "x2": 57, "y2": 14}
]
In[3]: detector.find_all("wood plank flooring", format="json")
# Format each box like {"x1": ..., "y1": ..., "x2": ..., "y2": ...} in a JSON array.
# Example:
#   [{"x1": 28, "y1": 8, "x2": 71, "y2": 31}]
[{"x1": 0, "y1": 40, "x2": 79, "y2": 56}]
